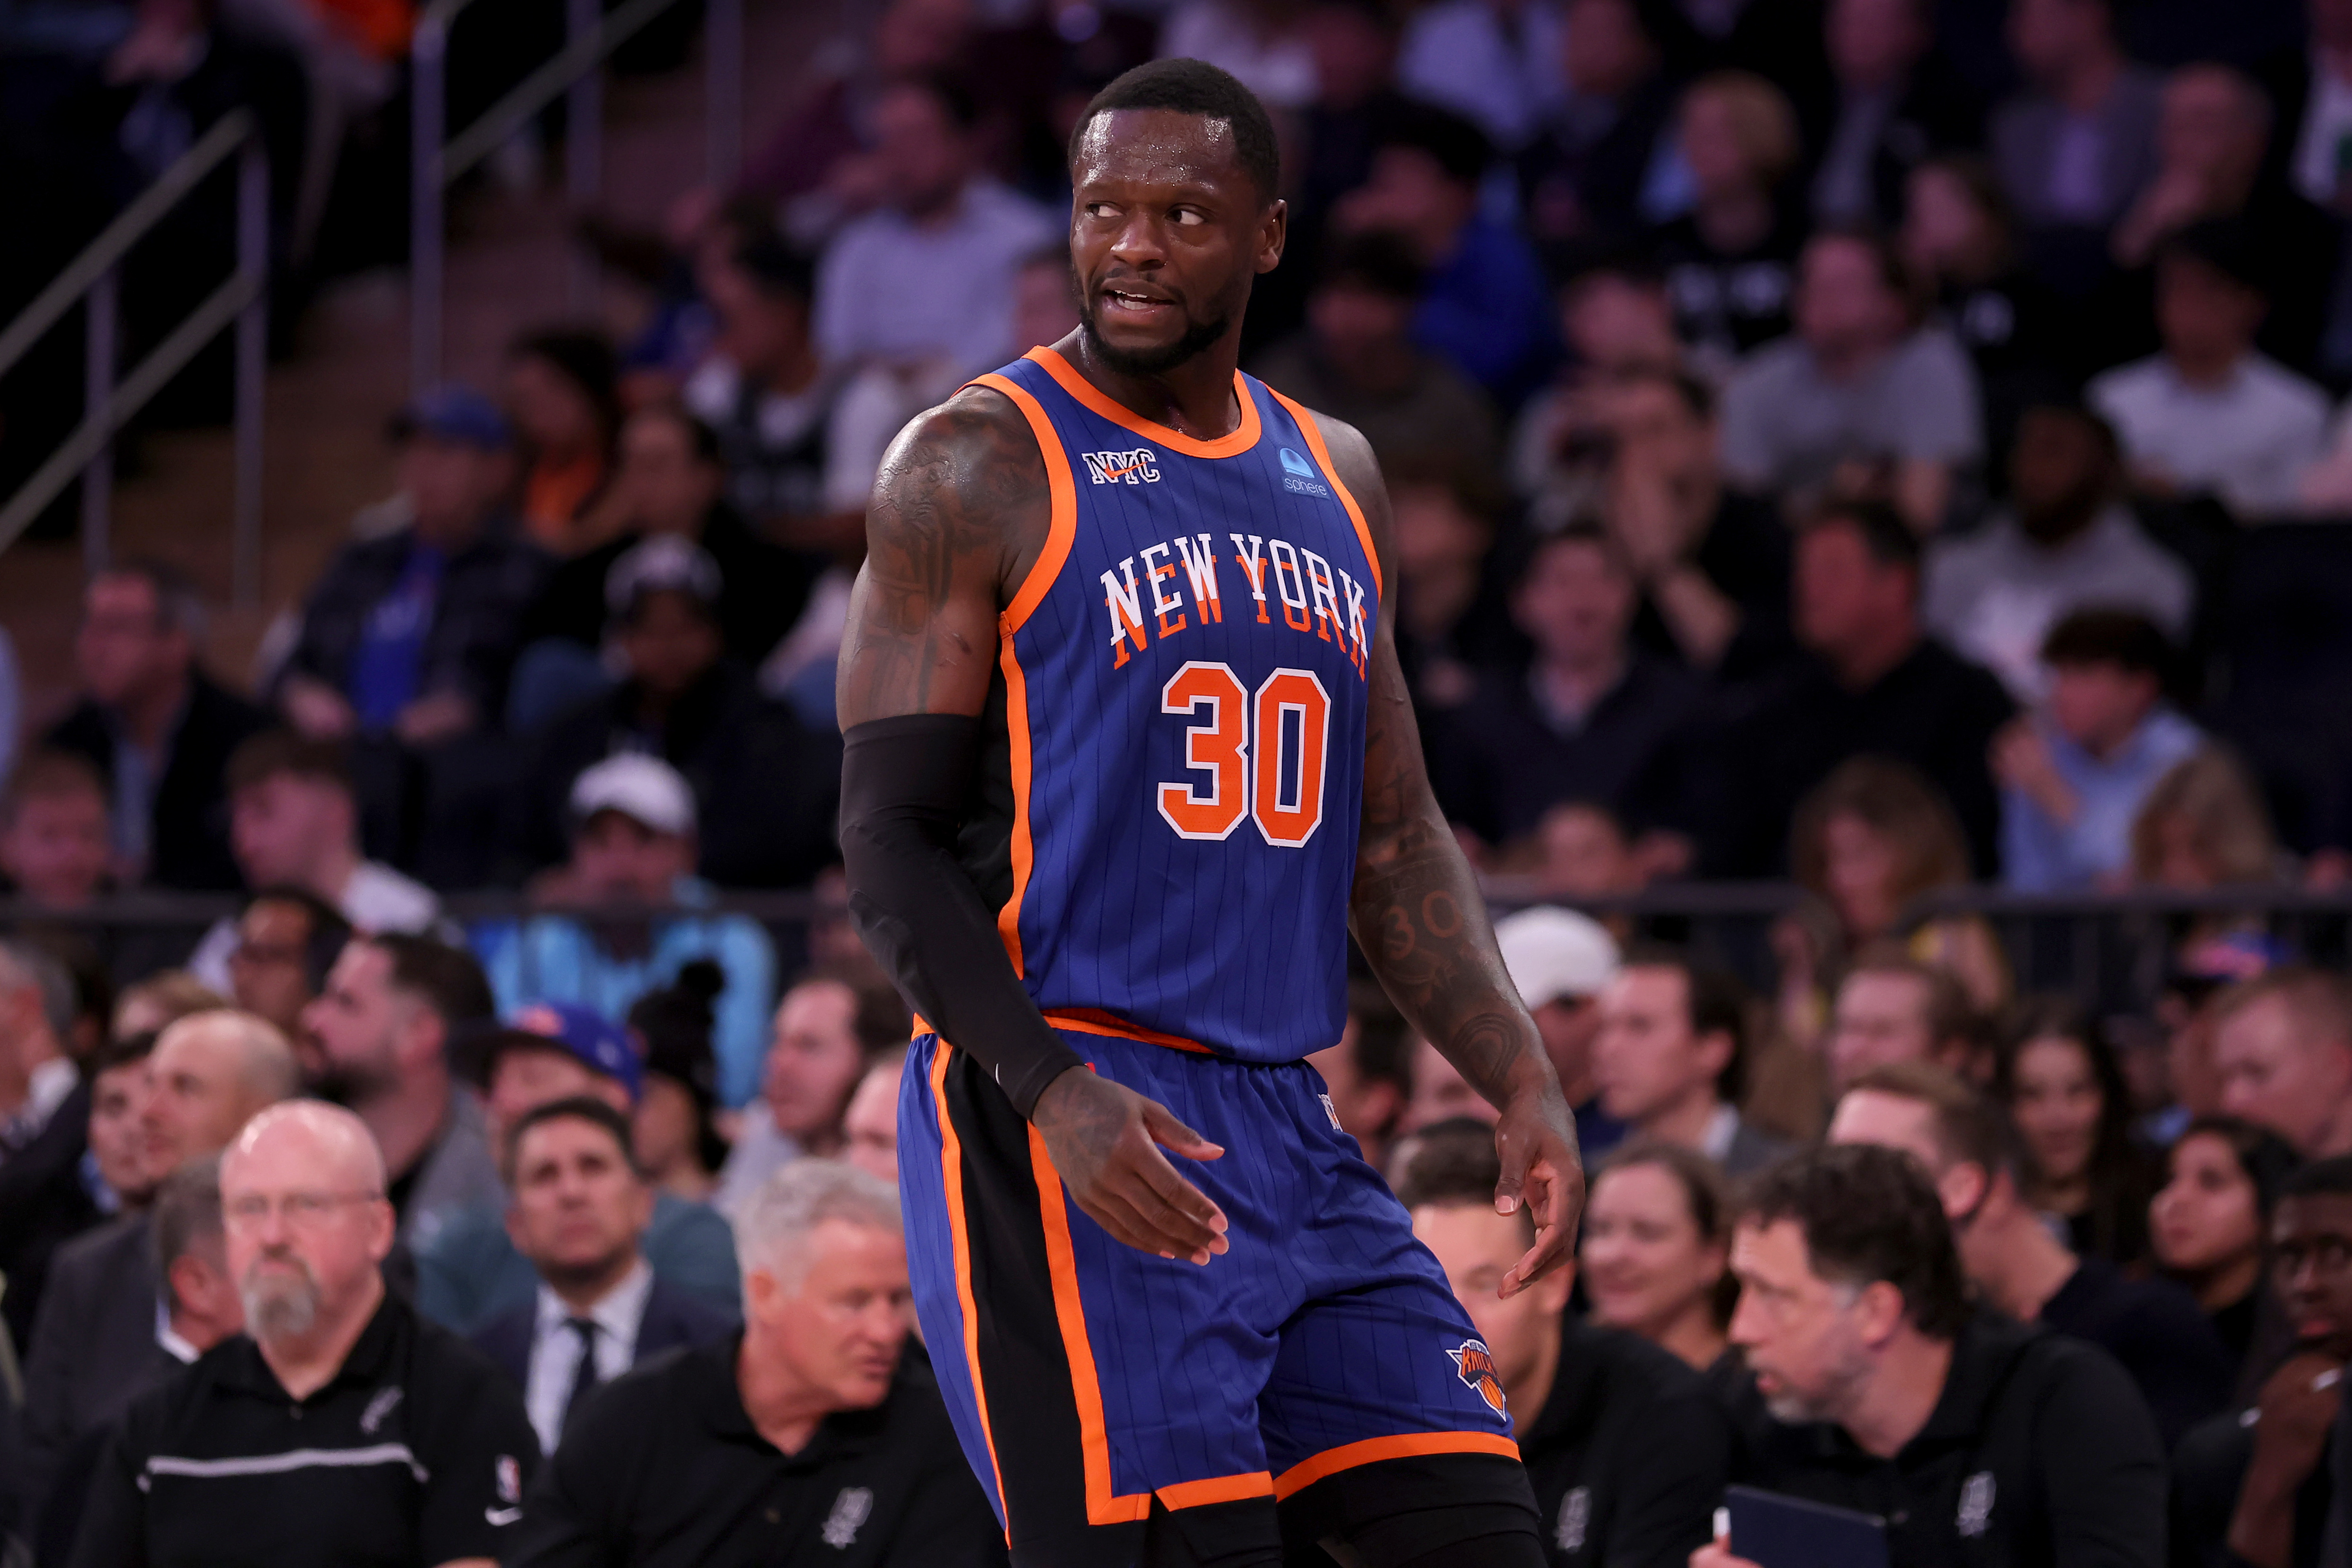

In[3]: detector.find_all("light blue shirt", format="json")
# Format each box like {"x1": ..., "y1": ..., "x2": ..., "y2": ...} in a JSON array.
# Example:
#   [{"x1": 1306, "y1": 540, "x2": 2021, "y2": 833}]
[
  {"x1": 471, "y1": 876, "x2": 777, "y2": 1107},
  {"x1": 2001, "y1": 707, "x2": 2205, "y2": 892}
]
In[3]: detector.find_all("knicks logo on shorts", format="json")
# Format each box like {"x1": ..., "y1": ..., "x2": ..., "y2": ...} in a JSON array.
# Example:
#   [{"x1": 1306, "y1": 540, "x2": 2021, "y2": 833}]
[{"x1": 1447, "y1": 1338, "x2": 1507, "y2": 1415}]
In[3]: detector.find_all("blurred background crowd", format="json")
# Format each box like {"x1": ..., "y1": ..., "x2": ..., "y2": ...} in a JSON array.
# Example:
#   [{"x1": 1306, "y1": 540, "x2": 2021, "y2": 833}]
[{"x1": 10, "y1": 0, "x2": 2352, "y2": 1560}]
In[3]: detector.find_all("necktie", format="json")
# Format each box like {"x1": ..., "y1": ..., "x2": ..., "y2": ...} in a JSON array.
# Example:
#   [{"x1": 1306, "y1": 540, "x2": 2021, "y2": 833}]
[{"x1": 561, "y1": 1317, "x2": 602, "y2": 1434}]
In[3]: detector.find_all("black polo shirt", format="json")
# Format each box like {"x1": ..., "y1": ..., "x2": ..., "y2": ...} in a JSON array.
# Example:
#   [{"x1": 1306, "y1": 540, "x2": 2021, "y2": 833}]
[
  {"x1": 1520, "y1": 1317, "x2": 1730, "y2": 1568},
  {"x1": 1723, "y1": 1312, "x2": 2166, "y2": 1568},
  {"x1": 502, "y1": 1337, "x2": 1006, "y2": 1568},
  {"x1": 70, "y1": 1288, "x2": 539, "y2": 1568}
]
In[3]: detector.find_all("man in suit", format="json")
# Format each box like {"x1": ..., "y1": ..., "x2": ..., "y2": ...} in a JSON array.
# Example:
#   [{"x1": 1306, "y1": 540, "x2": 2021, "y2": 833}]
[
  {"x1": 44, "y1": 561, "x2": 269, "y2": 891},
  {"x1": 17, "y1": 1010, "x2": 296, "y2": 1517},
  {"x1": 471, "y1": 1096, "x2": 733, "y2": 1453},
  {"x1": 35, "y1": 1155, "x2": 242, "y2": 1566}
]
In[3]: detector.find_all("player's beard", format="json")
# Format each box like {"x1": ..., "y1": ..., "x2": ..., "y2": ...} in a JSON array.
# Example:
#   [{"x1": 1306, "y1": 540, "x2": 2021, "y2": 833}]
[{"x1": 1079, "y1": 293, "x2": 1233, "y2": 377}]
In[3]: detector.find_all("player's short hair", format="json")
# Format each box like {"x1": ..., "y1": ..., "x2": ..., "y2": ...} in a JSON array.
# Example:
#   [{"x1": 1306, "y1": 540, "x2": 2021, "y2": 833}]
[
  {"x1": 1070, "y1": 59, "x2": 1282, "y2": 203},
  {"x1": 1741, "y1": 1143, "x2": 1971, "y2": 1339}
]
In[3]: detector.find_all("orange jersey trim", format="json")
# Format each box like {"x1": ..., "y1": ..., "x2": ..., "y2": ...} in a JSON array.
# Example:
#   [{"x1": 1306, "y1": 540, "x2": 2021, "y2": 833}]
[
  {"x1": 930, "y1": 1044, "x2": 1010, "y2": 1526},
  {"x1": 1271, "y1": 1431, "x2": 1521, "y2": 1502},
  {"x1": 1157, "y1": 1472, "x2": 1276, "y2": 1510},
  {"x1": 1042, "y1": 1008, "x2": 1213, "y2": 1054},
  {"x1": 995, "y1": 635, "x2": 1036, "y2": 975},
  {"x1": 1265, "y1": 387, "x2": 1383, "y2": 602},
  {"x1": 1028, "y1": 1124, "x2": 1155, "y2": 1525},
  {"x1": 1026, "y1": 347, "x2": 1262, "y2": 459},
  {"x1": 969, "y1": 372, "x2": 1078, "y2": 636}
]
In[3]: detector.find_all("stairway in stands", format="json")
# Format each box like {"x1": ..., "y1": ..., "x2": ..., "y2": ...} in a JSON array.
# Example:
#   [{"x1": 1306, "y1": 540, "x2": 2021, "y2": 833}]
[{"x1": 0, "y1": 0, "x2": 847, "y2": 727}]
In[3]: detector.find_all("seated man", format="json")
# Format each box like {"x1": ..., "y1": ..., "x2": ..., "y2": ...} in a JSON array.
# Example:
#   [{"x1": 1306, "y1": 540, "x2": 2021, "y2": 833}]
[
  {"x1": 477, "y1": 754, "x2": 779, "y2": 1109},
  {"x1": 713, "y1": 968, "x2": 904, "y2": 1216},
  {"x1": 2211, "y1": 968, "x2": 2352, "y2": 1160},
  {"x1": 36, "y1": 1156, "x2": 242, "y2": 1566},
  {"x1": 45, "y1": 561, "x2": 268, "y2": 891},
  {"x1": 187, "y1": 731, "x2": 444, "y2": 991},
  {"x1": 839, "y1": 1051, "x2": 905, "y2": 1189},
  {"x1": 470, "y1": 1097, "x2": 733, "y2": 1454},
  {"x1": 1829, "y1": 1061, "x2": 2234, "y2": 1448},
  {"x1": 502, "y1": 1160, "x2": 1005, "y2": 1567},
  {"x1": 73, "y1": 1102, "x2": 539, "y2": 1568},
  {"x1": 1249, "y1": 231, "x2": 1504, "y2": 479},
  {"x1": 1400, "y1": 1120, "x2": 1729, "y2": 1567},
  {"x1": 1994, "y1": 610, "x2": 2205, "y2": 892},
  {"x1": 1696, "y1": 1143, "x2": 2166, "y2": 1568},
  {"x1": 416, "y1": 1003, "x2": 738, "y2": 1333},
  {"x1": 2088, "y1": 220, "x2": 2330, "y2": 518},
  {"x1": 220, "y1": 888, "x2": 352, "y2": 1041},
  {"x1": 274, "y1": 385, "x2": 552, "y2": 886},
  {"x1": 1823, "y1": 949, "x2": 1979, "y2": 1094},
  {"x1": 1495, "y1": 907, "x2": 1626, "y2": 1160},
  {"x1": 1922, "y1": 402, "x2": 2193, "y2": 701},
  {"x1": 501, "y1": 538, "x2": 842, "y2": 891},
  {"x1": 1718, "y1": 228, "x2": 1983, "y2": 532},
  {"x1": 23, "y1": 1009, "x2": 298, "y2": 1519},
  {"x1": 0, "y1": 751, "x2": 112, "y2": 909},
  {"x1": 1591, "y1": 948, "x2": 1789, "y2": 1176}
]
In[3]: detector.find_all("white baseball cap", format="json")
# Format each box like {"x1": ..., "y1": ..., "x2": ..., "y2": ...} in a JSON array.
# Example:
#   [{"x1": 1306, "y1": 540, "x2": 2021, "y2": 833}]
[
  {"x1": 569, "y1": 753, "x2": 697, "y2": 838},
  {"x1": 1494, "y1": 907, "x2": 1620, "y2": 1007}
]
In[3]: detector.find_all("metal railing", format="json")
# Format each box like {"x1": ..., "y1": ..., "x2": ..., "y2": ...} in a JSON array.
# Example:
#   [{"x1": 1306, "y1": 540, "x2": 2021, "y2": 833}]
[
  {"x1": 14, "y1": 884, "x2": 2352, "y2": 1017},
  {"x1": 409, "y1": 0, "x2": 745, "y2": 392},
  {"x1": 0, "y1": 111, "x2": 268, "y2": 603}
]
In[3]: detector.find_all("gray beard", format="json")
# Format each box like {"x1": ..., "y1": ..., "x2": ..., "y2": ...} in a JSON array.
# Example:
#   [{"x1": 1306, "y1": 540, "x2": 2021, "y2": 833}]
[{"x1": 241, "y1": 1258, "x2": 321, "y2": 1342}]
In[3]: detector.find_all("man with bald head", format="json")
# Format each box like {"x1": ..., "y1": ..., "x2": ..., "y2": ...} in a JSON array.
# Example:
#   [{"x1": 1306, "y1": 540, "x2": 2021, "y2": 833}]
[
  {"x1": 22, "y1": 1009, "x2": 300, "y2": 1525},
  {"x1": 73, "y1": 1102, "x2": 537, "y2": 1568}
]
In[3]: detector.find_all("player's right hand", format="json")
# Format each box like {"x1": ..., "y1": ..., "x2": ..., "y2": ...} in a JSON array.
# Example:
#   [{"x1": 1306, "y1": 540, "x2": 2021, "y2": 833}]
[{"x1": 1031, "y1": 1067, "x2": 1230, "y2": 1265}]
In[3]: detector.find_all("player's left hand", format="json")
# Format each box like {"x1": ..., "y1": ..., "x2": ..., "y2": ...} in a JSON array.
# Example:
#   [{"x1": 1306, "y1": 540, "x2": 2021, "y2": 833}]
[{"x1": 1492, "y1": 1083, "x2": 1583, "y2": 1299}]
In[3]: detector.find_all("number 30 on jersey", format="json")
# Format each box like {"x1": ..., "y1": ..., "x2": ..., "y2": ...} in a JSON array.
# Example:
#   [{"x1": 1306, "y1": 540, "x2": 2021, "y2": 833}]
[{"x1": 1157, "y1": 660, "x2": 1330, "y2": 846}]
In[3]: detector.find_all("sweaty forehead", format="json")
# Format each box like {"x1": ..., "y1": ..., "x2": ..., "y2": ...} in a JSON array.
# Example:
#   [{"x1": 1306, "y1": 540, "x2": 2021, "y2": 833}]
[{"x1": 1073, "y1": 108, "x2": 1251, "y2": 196}]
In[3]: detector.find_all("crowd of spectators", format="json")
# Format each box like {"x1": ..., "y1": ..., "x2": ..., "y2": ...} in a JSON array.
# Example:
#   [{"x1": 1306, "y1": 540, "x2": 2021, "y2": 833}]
[{"x1": 15, "y1": 0, "x2": 2352, "y2": 1561}]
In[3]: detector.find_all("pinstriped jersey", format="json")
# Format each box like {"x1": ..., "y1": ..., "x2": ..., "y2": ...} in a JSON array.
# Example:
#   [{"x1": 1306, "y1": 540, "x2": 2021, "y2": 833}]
[{"x1": 966, "y1": 347, "x2": 1382, "y2": 1064}]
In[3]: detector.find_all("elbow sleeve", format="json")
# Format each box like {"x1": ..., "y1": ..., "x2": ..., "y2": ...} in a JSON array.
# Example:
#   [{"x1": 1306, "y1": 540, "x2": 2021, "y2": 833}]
[{"x1": 838, "y1": 714, "x2": 1083, "y2": 1118}]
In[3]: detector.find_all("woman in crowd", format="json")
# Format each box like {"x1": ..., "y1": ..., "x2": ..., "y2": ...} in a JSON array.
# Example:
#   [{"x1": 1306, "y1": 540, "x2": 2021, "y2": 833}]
[
  {"x1": 627, "y1": 961, "x2": 729, "y2": 1203},
  {"x1": 504, "y1": 327, "x2": 625, "y2": 554},
  {"x1": 2151, "y1": 1114, "x2": 2299, "y2": 1374},
  {"x1": 1578, "y1": 1142, "x2": 1736, "y2": 1377},
  {"x1": 1777, "y1": 757, "x2": 2010, "y2": 1050},
  {"x1": 2131, "y1": 747, "x2": 2284, "y2": 966},
  {"x1": 1646, "y1": 70, "x2": 1807, "y2": 370},
  {"x1": 1995, "y1": 1001, "x2": 2155, "y2": 1266}
]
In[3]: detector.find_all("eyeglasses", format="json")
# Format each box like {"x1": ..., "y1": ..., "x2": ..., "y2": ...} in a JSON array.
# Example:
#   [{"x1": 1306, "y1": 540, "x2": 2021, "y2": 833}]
[{"x1": 223, "y1": 1191, "x2": 384, "y2": 1229}]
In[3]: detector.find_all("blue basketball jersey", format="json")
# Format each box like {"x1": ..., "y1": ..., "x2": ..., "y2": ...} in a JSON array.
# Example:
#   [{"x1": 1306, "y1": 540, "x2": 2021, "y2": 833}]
[{"x1": 965, "y1": 347, "x2": 1382, "y2": 1064}]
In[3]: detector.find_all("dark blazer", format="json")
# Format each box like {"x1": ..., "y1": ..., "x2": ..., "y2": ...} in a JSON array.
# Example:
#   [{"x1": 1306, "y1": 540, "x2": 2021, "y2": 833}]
[
  {"x1": 45, "y1": 671, "x2": 269, "y2": 891},
  {"x1": 20, "y1": 1213, "x2": 169, "y2": 1516},
  {"x1": 0, "y1": 1076, "x2": 102, "y2": 1354},
  {"x1": 470, "y1": 1273, "x2": 736, "y2": 1392}
]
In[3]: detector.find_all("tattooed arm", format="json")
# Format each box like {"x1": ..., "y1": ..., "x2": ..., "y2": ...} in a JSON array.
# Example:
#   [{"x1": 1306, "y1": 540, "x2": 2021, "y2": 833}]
[
  {"x1": 837, "y1": 388, "x2": 1230, "y2": 1266},
  {"x1": 1314, "y1": 413, "x2": 1585, "y2": 1296}
]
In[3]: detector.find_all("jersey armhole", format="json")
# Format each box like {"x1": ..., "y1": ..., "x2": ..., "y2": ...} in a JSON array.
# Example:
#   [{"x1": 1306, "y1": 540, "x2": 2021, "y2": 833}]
[
  {"x1": 1263, "y1": 386, "x2": 1384, "y2": 602},
  {"x1": 967, "y1": 372, "x2": 1079, "y2": 636}
]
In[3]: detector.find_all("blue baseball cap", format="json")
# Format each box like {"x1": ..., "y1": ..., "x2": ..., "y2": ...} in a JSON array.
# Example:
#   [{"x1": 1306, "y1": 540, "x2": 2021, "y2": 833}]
[
  {"x1": 488, "y1": 1001, "x2": 643, "y2": 1102},
  {"x1": 390, "y1": 383, "x2": 511, "y2": 450}
]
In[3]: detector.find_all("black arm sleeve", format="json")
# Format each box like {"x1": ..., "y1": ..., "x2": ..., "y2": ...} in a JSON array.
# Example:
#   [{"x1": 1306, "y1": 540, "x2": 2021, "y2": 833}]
[{"x1": 839, "y1": 714, "x2": 1086, "y2": 1118}]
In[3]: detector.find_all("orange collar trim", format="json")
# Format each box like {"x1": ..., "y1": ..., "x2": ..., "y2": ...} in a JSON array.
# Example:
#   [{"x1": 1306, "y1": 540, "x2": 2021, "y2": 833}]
[{"x1": 1025, "y1": 347, "x2": 1262, "y2": 459}]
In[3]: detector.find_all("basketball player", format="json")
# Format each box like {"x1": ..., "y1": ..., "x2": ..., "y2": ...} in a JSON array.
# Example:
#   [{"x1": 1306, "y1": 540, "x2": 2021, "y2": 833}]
[{"x1": 837, "y1": 60, "x2": 1581, "y2": 1568}]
